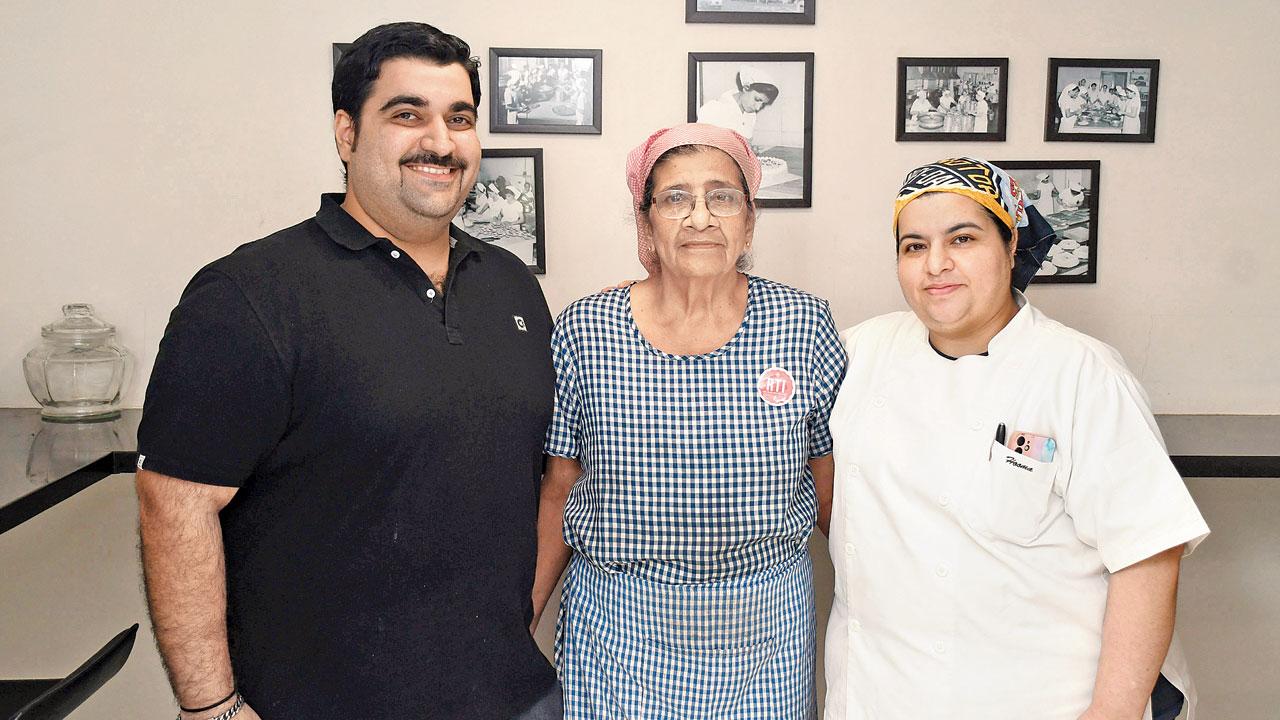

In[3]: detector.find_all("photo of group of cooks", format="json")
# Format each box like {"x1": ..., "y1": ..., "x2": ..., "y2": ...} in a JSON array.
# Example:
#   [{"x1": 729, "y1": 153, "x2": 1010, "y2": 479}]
[
  {"x1": 1048, "y1": 59, "x2": 1158, "y2": 141},
  {"x1": 452, "y1": 151, "x2": 545, "y2": 271},
  {"x1": 690, "y1": 53, "x2": 814, "y2": 206},
  {"x1": 492, "y1": 51, "x2": 598, "y2": 133},
  {"x1": 998, "y1": 160, "x2": 1100, "y2": 283},
  {"x1": 898, "y1": 59, "x2": 1006, "y2": 139}
]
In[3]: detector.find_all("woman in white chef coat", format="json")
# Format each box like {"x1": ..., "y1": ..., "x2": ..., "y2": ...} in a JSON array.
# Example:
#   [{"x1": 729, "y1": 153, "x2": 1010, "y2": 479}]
[
  {"x1": 971, "y1": 90, "x2": 989, "y2": 133},
  {"x1": 824, "y1": 157, "x2": 1209, "y2": 720},
  {"x1": 1123, "y1": 84, "x2": 1143, "y2": 134},
  {"x1": 1029, "y1": 171, "x2": 1057, "y2": 217},
  {"x1": 696, "y1": 67, "x2": 779, "y2": 148}
]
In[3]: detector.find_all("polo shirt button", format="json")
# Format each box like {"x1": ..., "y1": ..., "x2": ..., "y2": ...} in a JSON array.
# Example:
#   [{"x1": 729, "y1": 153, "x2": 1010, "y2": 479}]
[
  {"x1": 969, "y1": 419, "x2": 983, "y2": 431},
  {"x1": 426, "y1": 289, "x2": 437, "y2": 300},
  {"x1": 938, "y1": 494, "x2": 952, "y2": 507},
  {"x1": 849, "y1": 464, "x2": 860, "y2": 475},
  {"x1": 844, "y1": 542, "x2": 856, "y2": 557},
  {"x1": 851, "y1": 619, "x2": 862, "y2": 634},
  {"x1": 935, "y1": 564, "x2": 950, "y2": 578},
  {"x1": 872, "y1": 396, "x2": 886, "y2": 408},
  {"x1": 390, "y1": 250, "x2": 401, "y2": 259},
  {"x1": 933, "y1": 641, "x2": 947, "y2": 654}
]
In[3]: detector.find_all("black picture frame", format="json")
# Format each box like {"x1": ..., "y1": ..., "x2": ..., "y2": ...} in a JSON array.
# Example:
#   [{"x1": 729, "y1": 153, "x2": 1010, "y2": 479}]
[
  {"x1": 685, "y1": 0, "x2": 815, "y2": 25},
  {"x1": 488, "y1": 48, "x2": 602, "y2": 135},
  {"x1": 994, "y1": 160, "x2": 1101, "y2": 284},
  {"x1": 896, "y1": 57, "x2": 1009, "y2": 142},
  {"x1": 1044, "y1": 58, "x2": 1159, "y2": 142},
  {"x1": 332, "y1": 42, "x2": 351, "y2": 68},
  {"x1": 452, "y1": 148, "x2": 547, "y2": 274},
  {"x1": 687, "y1": 51, "x2": 815, "y2": 209}
]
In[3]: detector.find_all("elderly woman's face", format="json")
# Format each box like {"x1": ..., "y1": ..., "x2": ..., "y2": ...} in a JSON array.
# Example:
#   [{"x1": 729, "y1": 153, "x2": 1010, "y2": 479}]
[
  {"x1": 646, "y1": 148, "x2": 753, "y2": 279},
  {"x1": 895, "y1": 192, "x2": 1016, "y2": 341}
]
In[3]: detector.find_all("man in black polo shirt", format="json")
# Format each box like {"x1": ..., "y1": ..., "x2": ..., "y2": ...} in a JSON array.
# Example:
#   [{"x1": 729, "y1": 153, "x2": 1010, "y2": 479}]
[{"x1": 136, "y1": 23, "x2": 561, "y2": 720}]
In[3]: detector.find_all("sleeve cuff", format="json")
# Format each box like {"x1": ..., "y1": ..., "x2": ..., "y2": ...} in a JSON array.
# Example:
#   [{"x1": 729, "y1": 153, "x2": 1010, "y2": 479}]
[
  {"x1": 1103, "y1": 521, "x2": 1211, "y2": 573},
  {"x1": 134, "y1": 451, "x2": 246, "y2": 488}
]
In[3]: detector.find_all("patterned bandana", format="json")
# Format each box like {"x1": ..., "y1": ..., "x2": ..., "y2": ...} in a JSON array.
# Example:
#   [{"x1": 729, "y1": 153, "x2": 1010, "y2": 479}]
[
  {"x1": 625, "y1": 123, "x2": 762, "y2": 274},
  {"x1": 892, "y1": 157, "x2": 1028, "y2": 236}
]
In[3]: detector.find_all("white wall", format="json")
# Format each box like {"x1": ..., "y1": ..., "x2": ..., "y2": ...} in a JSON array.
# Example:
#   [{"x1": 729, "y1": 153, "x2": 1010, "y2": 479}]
[{"x1": 1, "y1": 0, "x2": 1278, "y2": 413}]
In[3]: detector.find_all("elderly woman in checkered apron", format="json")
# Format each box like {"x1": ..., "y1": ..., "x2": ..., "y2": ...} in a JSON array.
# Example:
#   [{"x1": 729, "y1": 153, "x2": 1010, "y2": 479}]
[{"x1": 529, "y1": 123, "x2": 846, "y2": 719}]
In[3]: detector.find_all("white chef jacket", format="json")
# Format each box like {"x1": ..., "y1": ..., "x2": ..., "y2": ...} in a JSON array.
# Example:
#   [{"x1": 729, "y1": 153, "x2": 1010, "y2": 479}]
[
  {"x1": 697, "y1": 89, "x2": 756, "y2": 141},
  {"x1": 824, "y1": 295, "x2": 1210, "y2": 720}
]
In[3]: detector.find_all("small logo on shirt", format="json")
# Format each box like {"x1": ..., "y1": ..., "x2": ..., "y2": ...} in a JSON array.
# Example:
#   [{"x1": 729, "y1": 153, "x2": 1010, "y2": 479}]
[
  {"x1": 757, "y1": 367, "x2": 796, "y2": 406},
  {"x1": 513, "y1": 315, "x2": 528, "y2": 332},
  {"x1": 1004, "y1": 456, "x2": 1033, "y2": 472},
  {"x1": 136, "y1": 454, "x2": 146, "y2": 470}
]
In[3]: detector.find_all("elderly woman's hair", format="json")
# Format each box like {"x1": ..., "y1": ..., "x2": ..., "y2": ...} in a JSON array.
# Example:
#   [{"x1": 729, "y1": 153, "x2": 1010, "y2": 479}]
[
  {"x1": 638, "y1": 145, "x2": 753, "y2": 212},
  {"x1": 637, "y1": 144, "x2": 756, "y2": 273}
]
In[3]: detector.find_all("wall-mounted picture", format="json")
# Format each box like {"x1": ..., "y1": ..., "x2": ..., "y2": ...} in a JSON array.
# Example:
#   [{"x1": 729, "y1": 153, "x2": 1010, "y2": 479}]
[
  {"x1": 995, "y1": 160, "x2": 1101, "y2": 284},
  {"x1": 686, "y1": 0, "x2": 815, "y2": 24},
  {"x1": 896, "y1": 57, "x2": 1008, "y2": 141},
  {"x1": 452, "y1": 149, "x2": 546, "y2": 273},
  {"x1": 1045, "y1": 58, "x2": 1159, "y2": 142},
  {"x1": 489, "y1": 48, "x2": 602, "y2": 135},
  {"x1": 688, "y1": 52, "x2": 814, "y2": 208},
  {"x1": 332, "y1": 42, "x2": 351, "y2": 68}
]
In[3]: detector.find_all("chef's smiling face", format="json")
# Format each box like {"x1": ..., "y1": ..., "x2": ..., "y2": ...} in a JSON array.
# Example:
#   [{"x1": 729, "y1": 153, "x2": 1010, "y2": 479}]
[
  {"x1": 895, "y1": 192, "x2": 1018, "y2": 347},
  {"x1": 336, "y1": 57, "x2": 481, "y2": 233}
]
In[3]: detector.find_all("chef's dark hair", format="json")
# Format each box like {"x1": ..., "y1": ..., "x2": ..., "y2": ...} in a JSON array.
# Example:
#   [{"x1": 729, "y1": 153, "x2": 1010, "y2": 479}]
[{"x1": 332, "y1": 22, "x2": 481, "y2": 136}]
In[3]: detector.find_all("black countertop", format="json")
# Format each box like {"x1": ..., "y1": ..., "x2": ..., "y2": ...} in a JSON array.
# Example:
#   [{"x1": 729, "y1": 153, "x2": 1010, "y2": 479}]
[{"x1": 0, "y1": 409, "x2": 1276, "y2": 535}]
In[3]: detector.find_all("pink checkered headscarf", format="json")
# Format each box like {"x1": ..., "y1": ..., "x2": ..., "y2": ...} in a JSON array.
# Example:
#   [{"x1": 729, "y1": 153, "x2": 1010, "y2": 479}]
[{"x1": 625, "y1": 123, "x2": 762, "y2": 274}]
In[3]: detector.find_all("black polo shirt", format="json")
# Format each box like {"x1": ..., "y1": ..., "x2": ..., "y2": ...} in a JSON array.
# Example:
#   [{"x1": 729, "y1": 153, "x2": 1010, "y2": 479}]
[{"x1": 138, "y1": 194, "x2": 557, "y2": 718}]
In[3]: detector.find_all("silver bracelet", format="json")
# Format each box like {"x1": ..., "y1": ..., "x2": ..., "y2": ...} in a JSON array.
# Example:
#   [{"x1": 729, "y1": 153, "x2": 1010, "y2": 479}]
[{"x1": 176, "y1": 693, "x2": 244, "y2": 720}]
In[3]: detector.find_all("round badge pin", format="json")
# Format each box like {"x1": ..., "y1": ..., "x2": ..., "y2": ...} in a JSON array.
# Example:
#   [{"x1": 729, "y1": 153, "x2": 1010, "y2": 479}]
[{"x1": 757, "y1": 367, "x2": 796, "y2": 406}]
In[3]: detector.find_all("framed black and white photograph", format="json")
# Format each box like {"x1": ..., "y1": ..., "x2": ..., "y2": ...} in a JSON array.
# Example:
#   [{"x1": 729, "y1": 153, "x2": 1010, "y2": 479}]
[
  {"x1": 489, "y1": 48, "x2": 602, "y2": 135},
  {"x1": 688, "y1": 52, "x2": 814, "y2": 208},
  {"x1": 1045, "y1": 58, "x2": 1159, "y2": 142},
  {"x1": 995, "y1": 160, "x2": 1101, "y2": 284},
  {"x1": 332, "y1": 42, "x2": 351, "y2": 68},
  {"x1": 452, "y1": 149, "x2": 546, "y2": 273},
  {"x1": 686, "y1": 0, "x2": 815, "y2": 25},
  {"x1": 896, "y1": 57, "x2": 1008, "y2": 141}
]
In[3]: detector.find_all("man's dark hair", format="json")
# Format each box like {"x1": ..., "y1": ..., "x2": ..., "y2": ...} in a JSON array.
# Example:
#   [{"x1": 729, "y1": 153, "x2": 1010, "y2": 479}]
[{"x1": 332, "y1": 22, "x2": 481, "y2": 134}]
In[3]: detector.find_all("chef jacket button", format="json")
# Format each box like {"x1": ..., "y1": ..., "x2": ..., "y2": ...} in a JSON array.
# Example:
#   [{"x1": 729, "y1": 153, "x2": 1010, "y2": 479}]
[
  {"x1": 849, "y1": 464, "x2": 860, "y2": 475},
  {"x1": 969, "y1": 419, "x2": 983, "y2": 431},
  {"x1": 426, "y1": 288, "x2": 437, "y2": 300},
  {"x1": 933, "y1": 641, "x2": 947, "y2": 654},
  {"x1": 851, "y1": 619, "x2": 862, "y2": 634},
  {"x1": 844, "y1": 542, "x2": 857, "y2": 557},
  {"x1": 872, "y1": 396, "x2": 886, "y2": 408},
  {"x1": 938, "y1": 494, "x2": 952, "y2": 507},
  {"x1": 935, "y1": 564, "x2": 950, "y2": 578},
  {"x1": 390, "y1": 249, "x2": 401, "y2": 259}
]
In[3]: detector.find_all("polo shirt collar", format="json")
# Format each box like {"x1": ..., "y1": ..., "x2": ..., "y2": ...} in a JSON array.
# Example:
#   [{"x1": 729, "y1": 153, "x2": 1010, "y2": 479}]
[{"x1": 315, "y1": 193, "x2": 488, "y2": 255}]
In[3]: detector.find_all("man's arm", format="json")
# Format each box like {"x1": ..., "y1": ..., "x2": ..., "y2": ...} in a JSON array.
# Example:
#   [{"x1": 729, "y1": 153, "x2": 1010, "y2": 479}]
[
  {"x1": 1080, "y1": 545, "x2": 1184, "y2": 720},
  {"x1": 529, "y1": 456, "x2": 580, "y2": 634},
  {"x1": 811, "y1": 454, "x2": 834, "y2": 537},
  {"x1": 137, "y1": 469, "x2": 260, "y2": 720}
]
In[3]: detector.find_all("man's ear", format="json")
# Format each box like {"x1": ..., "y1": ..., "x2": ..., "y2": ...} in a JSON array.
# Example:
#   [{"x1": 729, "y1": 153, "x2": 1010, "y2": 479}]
[{"x1": 335, "y1": 110, "x2": 357, "y2": 163}]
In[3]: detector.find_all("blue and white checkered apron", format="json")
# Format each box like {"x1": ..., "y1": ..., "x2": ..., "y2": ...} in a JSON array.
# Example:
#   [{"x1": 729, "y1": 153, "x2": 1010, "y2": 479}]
[{"x1": 545, "y1": 276, "x2": 847, "y2": 719}]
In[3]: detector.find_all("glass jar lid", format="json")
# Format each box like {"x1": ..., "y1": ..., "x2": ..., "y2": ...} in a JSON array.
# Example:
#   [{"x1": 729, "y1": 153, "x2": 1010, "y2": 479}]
[{"x1": 41, "y1": 303, "x2": 116, "y2": 343}]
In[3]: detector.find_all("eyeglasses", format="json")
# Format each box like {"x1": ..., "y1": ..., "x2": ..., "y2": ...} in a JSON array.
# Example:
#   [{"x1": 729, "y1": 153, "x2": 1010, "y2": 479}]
[{"x1": 651, "y1": 188, "x2": 748, "y2": 220}]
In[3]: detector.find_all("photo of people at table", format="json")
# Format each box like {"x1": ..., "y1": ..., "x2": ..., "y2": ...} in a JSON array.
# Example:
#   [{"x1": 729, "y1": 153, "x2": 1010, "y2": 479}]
[
  {"x1": 902, "y1": 64, "x2": 1001, "y2": 134},
  {"x1": 452, "y1": 156, "x2": 540, "y2": 268},
  {"x1": 496, "y1": 55, "x2": 595, "y2": 127},
  {"x1": 1052, "y1": 66, "x2": 1151, "y2": 135},
  {"x1": 1003, "y1": 165, "x2": 1097, "y2": 279}
]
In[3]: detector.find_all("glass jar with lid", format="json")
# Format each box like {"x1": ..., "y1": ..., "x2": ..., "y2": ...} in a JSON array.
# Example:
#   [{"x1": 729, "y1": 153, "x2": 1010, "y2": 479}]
[{"x1": 23, "y1": 304, "x2": 133, "y2": 422}]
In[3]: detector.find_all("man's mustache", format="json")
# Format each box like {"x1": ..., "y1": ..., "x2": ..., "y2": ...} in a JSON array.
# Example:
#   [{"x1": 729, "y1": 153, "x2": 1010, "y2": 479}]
[{"x1": 400, "y1": 152, "x2": 468, "y2": 170}]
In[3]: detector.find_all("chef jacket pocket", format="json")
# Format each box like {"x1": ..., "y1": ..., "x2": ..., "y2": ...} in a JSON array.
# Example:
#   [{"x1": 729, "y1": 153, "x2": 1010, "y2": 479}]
[{"x1": 964, "y1": 441, "x2": 1059, "y2": 545}]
